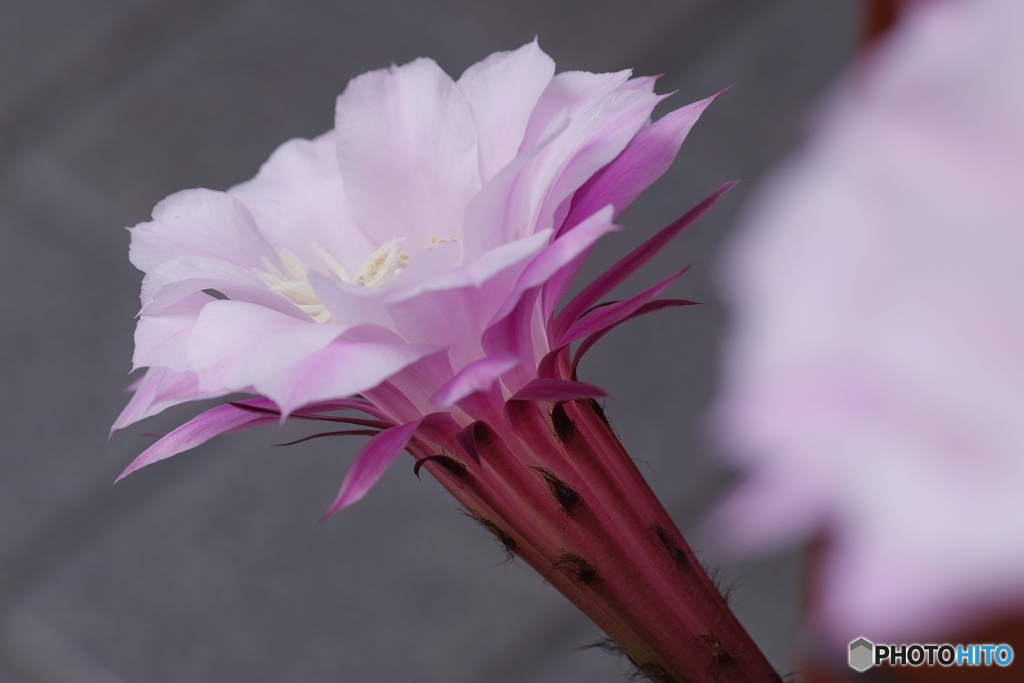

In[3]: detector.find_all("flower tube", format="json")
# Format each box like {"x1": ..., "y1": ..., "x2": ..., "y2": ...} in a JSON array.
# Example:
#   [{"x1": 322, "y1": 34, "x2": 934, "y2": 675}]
[{"x1": 113, "y1": 41, "x2": 779, "y2": 683}]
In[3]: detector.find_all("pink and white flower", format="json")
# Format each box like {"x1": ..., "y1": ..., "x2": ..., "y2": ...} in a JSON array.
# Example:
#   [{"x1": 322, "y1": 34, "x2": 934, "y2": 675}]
[
  {"x1": 713, "y1": 0, "x2": 1024, "y2": 644},
  {"x1": 113, "y1": 41, "x2": 779, "y2": 682},
  {"x1": 114, "y1": 39, "x2": 719, "y2": 506}
]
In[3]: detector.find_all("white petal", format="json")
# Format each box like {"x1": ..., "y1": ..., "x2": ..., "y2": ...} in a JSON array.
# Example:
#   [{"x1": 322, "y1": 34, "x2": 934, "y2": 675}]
[
  {"x1": 187, "y1": 300, "x2": 343, "y2": 394},
  {"x1": 129, "y1": 188, "x2": 277, "y2": 272},
  {"x1": 140, "y1": 255, "x2": 301, "y2": 317},
  {"x1": 520, "y1": 69, "x2": 632, "y2": 153},
  {"x1": 228, "y1": 131, "x2": 376, "y2": 275},
  {"x1": 335, "y1": 57, "x2": 481, "y2": 249},
  {"x1": 256, "y1": 340, "x2": 442, "y2": 417},
  {"x1": 457, "y1": 39, "x2": 555, "y2": 183},
  {"x1": 133, "y1": 291, "x2": 212, "y2": 371}
]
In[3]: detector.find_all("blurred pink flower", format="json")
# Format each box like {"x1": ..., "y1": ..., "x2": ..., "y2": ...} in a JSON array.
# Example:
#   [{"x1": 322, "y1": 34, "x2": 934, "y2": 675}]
[{"x1": 714, "y1": 0, "x2": 1024, "y2": 644}]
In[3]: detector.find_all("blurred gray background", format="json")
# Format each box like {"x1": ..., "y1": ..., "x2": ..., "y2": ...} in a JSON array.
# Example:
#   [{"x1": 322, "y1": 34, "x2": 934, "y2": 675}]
[{"x1": 0, "y1": 1, "x2": 858, "y2": 681}]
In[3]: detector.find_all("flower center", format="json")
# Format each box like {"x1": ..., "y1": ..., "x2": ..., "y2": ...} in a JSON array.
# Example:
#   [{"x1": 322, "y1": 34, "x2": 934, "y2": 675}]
[
  {"x1": 349, "y1": 238, "x2": 409, "y2": 288},
  {"x1": 255, "y1": 238, "x2": 411, "y2": 324}
]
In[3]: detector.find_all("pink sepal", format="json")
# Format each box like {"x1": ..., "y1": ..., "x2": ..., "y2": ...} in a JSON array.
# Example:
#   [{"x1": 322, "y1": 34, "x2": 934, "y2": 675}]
[
  {"x1": 455, "y1": 422, "x2": 484, "y2": 464},
  {"x1": 292, "y1": 398, "x2": 391, "y2": 421},
  {"x1": 554, "y1": 181, "x2": 737, "y2": 340},
  {"x1": 430, "y1": 352, "x2": 520, "y2": 408},
  {"x1": 480, "y1": 290, "x2": 542, "y2": 393},
  {"x1": 509, "y1": 378, "x2": 607, "y2": 403},
  {"x1": 321, "y1": 418, "x2": 425, "y2": 519},
  {"x1": 561, "y1": 91, "x2": 723, "y2": 236},
  {"x1": 536, "y1": 345, "x2": 571, "y2": 380},
  {"x1": 115, "y1": 399, "x2": 279, "y2": 482},
  {"x1": 559, "y1": 269, "x2": 685, "y2": 346},
  {"x1": 541, "y1": 93, "x2": 723, "y2": 322},
  {"x1": 571, "y1": 299, "x2": 698, "y2": 378}
]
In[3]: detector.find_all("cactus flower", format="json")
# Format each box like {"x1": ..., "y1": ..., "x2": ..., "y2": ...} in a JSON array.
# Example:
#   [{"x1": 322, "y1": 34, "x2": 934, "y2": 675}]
[{"x1": 114, "y1": 41, "x2": 779, "y2": 683}]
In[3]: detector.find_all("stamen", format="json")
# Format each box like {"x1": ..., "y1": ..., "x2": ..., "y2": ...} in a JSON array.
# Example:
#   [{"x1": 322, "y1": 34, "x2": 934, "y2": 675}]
[
  {"x1": 312, "y1": 243, "x2": 352, "y2": 282},
  {"x1": 352, "y1": 237, "x2": 408, "y2": 287},
  {"x1": 427, "y1": 234, "x2": 458, "y2": 249},
  {"x1": 279, "y1": 249, "x2": 309, "y2": 281},
  {"x1": 255, "y1": 251, "x2": 334, "y2": 324},
  {"x1": 254, "y1": 238, "x2": 411, "y2": 323}
]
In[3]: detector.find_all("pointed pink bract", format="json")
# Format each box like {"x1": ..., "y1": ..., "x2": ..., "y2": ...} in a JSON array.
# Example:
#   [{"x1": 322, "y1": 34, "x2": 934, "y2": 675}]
[
  {"x1": 116, "y1": 401, "x2": 279, "y2": 482},
  {"x1": 321, "y1": 419, "x2": 424, "y2": 518}
]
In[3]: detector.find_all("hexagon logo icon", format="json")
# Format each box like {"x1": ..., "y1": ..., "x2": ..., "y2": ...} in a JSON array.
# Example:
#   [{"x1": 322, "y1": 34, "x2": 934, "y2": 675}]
[{"x1": 849, "y1": 638, "x2": 874, "y2": 672}]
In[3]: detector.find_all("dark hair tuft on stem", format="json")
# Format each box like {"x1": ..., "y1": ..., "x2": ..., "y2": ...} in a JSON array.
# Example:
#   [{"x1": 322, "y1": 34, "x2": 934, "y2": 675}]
[
  {"x1": 533, "y1": 467, "x2": 582, "y2": 513},
  {"x1": 554, "y1": 551, "x2": 599, "y2": 585},
  {"x1": 461, "y1": 510, "x2": 516, "y2": 559}
]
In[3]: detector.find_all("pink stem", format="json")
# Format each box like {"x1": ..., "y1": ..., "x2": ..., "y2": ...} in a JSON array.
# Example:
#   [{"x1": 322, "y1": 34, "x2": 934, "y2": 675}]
[{"x1": 413, "y1": 398, "x2": 780, "y2": 683}]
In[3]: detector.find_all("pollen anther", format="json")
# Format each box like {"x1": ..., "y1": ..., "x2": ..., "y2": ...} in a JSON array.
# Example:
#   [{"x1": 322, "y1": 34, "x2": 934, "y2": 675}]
[{"x1": 254, "y1": 238, "x2": 410, "y2": 323}]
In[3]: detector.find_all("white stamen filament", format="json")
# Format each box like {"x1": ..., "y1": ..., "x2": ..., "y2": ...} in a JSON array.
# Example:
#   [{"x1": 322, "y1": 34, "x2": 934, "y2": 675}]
[
  {"x1": 255, "y1": 253, "x2": 334, "y2": 324},
  {"x1": 255, "y1": 237, "x2": 421, "y2": 324},
  {"x1": 351, "y1": 237, "x2": 409, "y2": 287}
]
